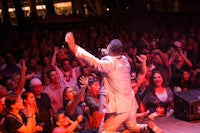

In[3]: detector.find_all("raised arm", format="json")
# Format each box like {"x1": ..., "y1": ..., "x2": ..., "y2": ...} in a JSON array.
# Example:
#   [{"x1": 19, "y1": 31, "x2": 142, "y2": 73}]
[
  {"x1": 65, "y1": 32, "x2": 78, "y2": 54},
  {"x1": 66, "y1": 76, "x2": 88, "y2": 116},
  {"x1": 135, "y1": 55, "x2": 147, "y2": 88},
  {"x1": 51, "y1": 47, "x2": 60, "y2": 69},
  {"x1": 14, "y1": 60, "x2": 26, "y2": 95},
  {"x1": 153, "y1": 49, "x2": 169, "y2": 68},
  {"x1": 179, "y1": 49, "x2": 192, "y2": 68},
  {"x1": 65, "y1": 32, "x2": 113, "y2": 73},
  {"x1": 66, "y1": 115, "x2": 83, "y2": 133}
]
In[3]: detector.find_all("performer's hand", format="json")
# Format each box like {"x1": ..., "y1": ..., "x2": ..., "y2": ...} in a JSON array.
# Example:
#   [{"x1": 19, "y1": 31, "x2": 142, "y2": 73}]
[
  {"x1": 65, "y1": 32, "x2": 77, "y2": 53},
  {"x1": 136, "y1": 54, "x2": 147, "y2": 65}
]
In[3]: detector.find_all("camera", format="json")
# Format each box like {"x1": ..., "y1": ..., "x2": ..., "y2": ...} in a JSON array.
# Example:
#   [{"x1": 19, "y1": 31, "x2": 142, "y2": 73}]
[{"x1": 88, "y1": 78, "x2": 98, "y2": 85}]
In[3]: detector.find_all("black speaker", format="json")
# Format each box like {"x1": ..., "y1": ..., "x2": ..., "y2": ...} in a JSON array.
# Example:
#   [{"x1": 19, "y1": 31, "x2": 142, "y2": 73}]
[{"x1": 174, "y1": 89, "x2": 200, "y2": 121}]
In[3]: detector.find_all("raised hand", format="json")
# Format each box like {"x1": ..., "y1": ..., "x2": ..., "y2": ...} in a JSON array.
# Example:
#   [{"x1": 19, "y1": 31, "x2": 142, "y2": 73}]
[
  {"x1": 79, "y1": 76, "x2": 89, "y2": 87},
  {"x1": 65, "y1": 32, "x2": 77, "y2": 53},
  {"x1": 54, "y1": 47, "x2": 60, "y2": 55},
  {"x1": 136, "y1": 55, "x2": 147, "y2": 64},
  {"x1": 76, "y1": 115, "x2": 83, "y2": 123},
  {"x1": 20, "y1": 59, "x2": 27, "y2": 71}
]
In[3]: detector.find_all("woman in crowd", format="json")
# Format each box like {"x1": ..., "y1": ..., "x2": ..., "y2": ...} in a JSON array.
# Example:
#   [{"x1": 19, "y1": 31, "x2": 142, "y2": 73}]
[
  {"x1": 141, "y1": 70, "x2": 174, "y2": 120},
  {"x1": 21, "y1": 91, "x2": 44, "y2": 132},
  {"x1": 3, "y1": 94, "x2": 42, "y2": 133},
  {"x1": 63, "y1": 76, "x2": 90, "y2": 131}
]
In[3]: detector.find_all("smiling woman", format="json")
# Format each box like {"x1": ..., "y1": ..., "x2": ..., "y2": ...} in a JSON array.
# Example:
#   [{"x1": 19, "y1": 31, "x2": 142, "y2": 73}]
[{"x1": 141, "y1": 69, "x2": 174, "y2": 120}]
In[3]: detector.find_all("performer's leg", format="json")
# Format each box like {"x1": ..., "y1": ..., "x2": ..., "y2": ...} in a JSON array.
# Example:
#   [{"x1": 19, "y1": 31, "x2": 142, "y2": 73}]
[
  {"x1": 124, "y1": 111, "x2": 148, "y2": 133},
  {"x1": 98, "y1": 112, "x2": 129, "y2": 133}
]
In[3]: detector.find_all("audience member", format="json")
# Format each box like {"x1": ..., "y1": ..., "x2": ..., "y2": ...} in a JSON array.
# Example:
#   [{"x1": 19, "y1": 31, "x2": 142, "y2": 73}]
[
  {"x1": 43, "y1": 69, "x2": 67, "y2": 114},
  {"x1": 42, "y1": 72, "x2": 51, "y2": 90},
  {"x1": 169, "y1": 45, "x2": 193, "y2": 91},
  {"x1": 3, "y1": 94, "x2": 41, "y2": 133},
  {"x1": 1, "y1": 53, "x2": 20, "y2": 78},
  {"x1": 84, "y1": 74, "x2": 104, "y2": 129},
  {"x1": 0, "y1": 99, "x2": 7, "y2": 133},
  {"x1": 52, "y1": 111, "x2": 83, "y2": 133},
  {"x1": 142, "y1": 70, "x2": 174, "y2": 120},
  {"x1": 29, "y1": 78, "x2": 52, "y2": 133},
  {"x1": 51, "y1": 47, "x2": 79, "y2": 91},
  {"x1": 63, "y1": 76, "x2": 90, "y2": 131},
  {"x1": 41, "y1": 56, "x2": 53, "y2": 75},
  {"x1": 26, "y1": 57, "x2": 42, "y2": 79}
]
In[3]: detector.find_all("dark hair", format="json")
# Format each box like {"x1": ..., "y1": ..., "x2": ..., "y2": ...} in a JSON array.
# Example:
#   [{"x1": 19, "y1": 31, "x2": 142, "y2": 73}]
[
  {"x1": 108, "y1": 39, "x2": 123, "y2": 55},
  {"x1": 21, "y1": 91, "x2": 33, "y2": 100},
  {"x1": 53, "y1": 110, "x2": 65, "y2": 127},
  {"x1": 63, "y1": 86, "x2": 73, "y2": 101},
  {"x1": 61, "y1": 59, "x2": 71, "y2": 67},
  {"x1": 150, "y1": 69, "x2": 167, "y2": 89},
  {"x1": 5, "y1": 94, "x2": 19, "y2": 110},
  {"x1": 47, "y1": 69, "x2": 55, "y2": 79}
]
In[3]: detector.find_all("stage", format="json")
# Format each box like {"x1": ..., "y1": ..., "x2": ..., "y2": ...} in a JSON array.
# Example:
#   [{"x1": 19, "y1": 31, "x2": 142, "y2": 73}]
[{"x1": 139, "y1": 117, "x2": 200, "y2": 133}]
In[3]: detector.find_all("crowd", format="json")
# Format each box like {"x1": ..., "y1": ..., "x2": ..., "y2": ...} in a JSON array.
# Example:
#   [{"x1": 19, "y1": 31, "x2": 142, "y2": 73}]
[{"x1": 0, "y1": 12, "x2": 200, "y2": 132}]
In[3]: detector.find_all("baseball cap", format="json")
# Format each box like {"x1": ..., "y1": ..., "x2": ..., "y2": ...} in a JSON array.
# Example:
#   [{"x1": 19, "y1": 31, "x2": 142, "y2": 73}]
[
  {"x1": 174, "y1": 41, "x2": 182, "y2": 48},
  {"x1": 30, "y1": 78, "x2": 42, "y2": 87}
]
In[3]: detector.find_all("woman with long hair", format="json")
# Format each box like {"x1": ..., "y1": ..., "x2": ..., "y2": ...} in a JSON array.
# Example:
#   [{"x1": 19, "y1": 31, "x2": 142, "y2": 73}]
[
  {"x1": 141, "y1": 69, "x2": 174, "y2": 120},
  {"x1": 3, "y1": 93, "x2": 41, "y2": 133}
]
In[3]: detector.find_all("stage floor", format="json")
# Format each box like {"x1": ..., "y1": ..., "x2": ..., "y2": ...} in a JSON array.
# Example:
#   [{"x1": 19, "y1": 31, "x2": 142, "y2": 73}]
[{"x1": 139, "y1": 117, "x2": 200, "y2": 133}]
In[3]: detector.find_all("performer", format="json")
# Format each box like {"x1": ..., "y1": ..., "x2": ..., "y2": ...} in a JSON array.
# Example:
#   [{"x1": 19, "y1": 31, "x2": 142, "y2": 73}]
[{"x1": 65, "y1": 32, "x2": 148, "y2": 132}]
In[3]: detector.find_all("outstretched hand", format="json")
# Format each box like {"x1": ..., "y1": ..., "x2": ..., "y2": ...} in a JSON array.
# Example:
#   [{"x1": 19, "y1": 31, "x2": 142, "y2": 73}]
[
  {"x1": 79, "y1": 76, "x2": 89, "y2": 87},
  {"x1": 65, "y1": 32, "x2": 77, "y2": 53},
  {"x1": 136, "y1": 54, "x2": 147, "y2": 65}
]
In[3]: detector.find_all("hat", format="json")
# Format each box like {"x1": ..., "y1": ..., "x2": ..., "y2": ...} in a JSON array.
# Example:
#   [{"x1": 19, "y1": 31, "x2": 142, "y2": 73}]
[
  {"x1": 30, "y1": 78, "x2": 42, "y2": 87},
  {"x1": 174, "y1": 41, "x2": 182, "y2": 48}
]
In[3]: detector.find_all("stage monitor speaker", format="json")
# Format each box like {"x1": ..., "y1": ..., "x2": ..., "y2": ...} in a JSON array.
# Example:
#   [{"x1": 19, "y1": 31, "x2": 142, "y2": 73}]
[{"x1": 174, "y1": 89, "x2": 200, "y2": 121}]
